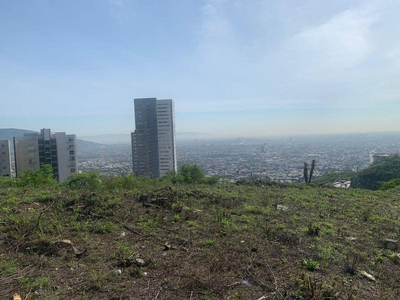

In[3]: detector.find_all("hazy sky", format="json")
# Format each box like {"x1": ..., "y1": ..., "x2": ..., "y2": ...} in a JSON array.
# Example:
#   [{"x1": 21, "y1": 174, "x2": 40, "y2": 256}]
[{"x1": 1, "y1": 0, "x2": 400, "y2": 137}]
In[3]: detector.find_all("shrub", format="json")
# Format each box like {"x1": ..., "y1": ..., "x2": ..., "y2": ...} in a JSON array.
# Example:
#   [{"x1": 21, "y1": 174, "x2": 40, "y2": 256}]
[
  {"x1": 18, "y1": 165, "x2": 57, "y2": 187},
  {"x1": 164, "y1": 164, "x2": 218, "y2": 184},
  {"x1": 303, "y1": 259, "x2": 319, "y2": 271},
  {"x1": 380, "y1": 178, "x2": 400, "y2": 191},
  {"x1": 65, "y1": 172, "x2": 101, "y2": 190},
  {"x1": 0, "y1": 177, "x2": 16, "y2": 188}
]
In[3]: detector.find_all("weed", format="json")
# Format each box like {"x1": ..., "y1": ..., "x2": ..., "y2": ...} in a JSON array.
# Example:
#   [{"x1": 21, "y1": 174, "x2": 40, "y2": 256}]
[
  {"x1": 344, "y1": 253, "x2": 361, "y2": 275},
  {"x1": 303, "y1": 259, "x2": 320, "y2": 271},
  {"x1": 19, "y1": 276, "x2": 51, "y2": 291}
]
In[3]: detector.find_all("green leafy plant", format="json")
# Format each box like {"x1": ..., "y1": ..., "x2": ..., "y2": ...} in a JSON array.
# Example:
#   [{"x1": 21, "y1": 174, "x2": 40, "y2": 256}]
[{"x1": 303, "y1": 259, "x2": 320, "y2": 271}]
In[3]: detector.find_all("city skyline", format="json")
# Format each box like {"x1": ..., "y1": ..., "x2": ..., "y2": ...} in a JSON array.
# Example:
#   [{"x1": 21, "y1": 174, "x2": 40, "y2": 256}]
[{"x1": 1, "y1": 1, "x2": 400, "y2": 137}]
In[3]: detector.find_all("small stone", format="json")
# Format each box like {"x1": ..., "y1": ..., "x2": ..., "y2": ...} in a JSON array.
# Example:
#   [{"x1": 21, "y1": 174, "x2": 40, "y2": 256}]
[
  {"x1": 163, "y1": 242, "x2": 172, "y2": 251},
  {"x1": 135, "y1": 258, "x2": 145, "y2": 266},
  {"x1": 360, "y1": 270, "x2": 376, "y2": 282},
  {"x1": 277, "y1": 205, "x2": 288, "y2": 211},
  {"x1": 390, "y1": 253, "x2": 400, "y2": 264}
]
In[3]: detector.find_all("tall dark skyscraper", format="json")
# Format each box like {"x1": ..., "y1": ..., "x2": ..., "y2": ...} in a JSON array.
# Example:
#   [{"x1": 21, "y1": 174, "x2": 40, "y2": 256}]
[{"x1": 131, "y1": 98, "x2": 177, "y2": 178}]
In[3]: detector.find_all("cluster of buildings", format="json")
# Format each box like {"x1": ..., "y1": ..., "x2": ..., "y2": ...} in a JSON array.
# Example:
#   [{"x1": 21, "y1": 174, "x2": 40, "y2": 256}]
[
  {"x1": 5, "y1": 99, "x2": 395, "y2": 184},
  {"x1": 1, "y1": 97, "x2": 178, "y2": 182},
  {"x1": 0, "y1": 129, "x2": 78, "y2": 182},
  {"x1": 178, "y1": 134, "x2": 400, "y2": 183}
]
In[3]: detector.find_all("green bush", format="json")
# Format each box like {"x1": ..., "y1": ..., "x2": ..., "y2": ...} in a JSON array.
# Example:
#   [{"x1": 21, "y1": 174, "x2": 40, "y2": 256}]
[
  {"x1": 164, "y1": 164, "x2": 218, "y2": 184},
  {"x1": 0, "y1": 177, "x2": 16, "y2": 188},
  {"x1": 18, "y1": 165, "x2": 57, "y2": 187},
  {"x1": 380, "y1": 178, "x2": 400, "y2": 191},
  {"x1": 65, "y1": 172, "x2": 101, "y2": 190},
  {"x1": 303, "y1": 259, "x2": 319, "y2": 271}
]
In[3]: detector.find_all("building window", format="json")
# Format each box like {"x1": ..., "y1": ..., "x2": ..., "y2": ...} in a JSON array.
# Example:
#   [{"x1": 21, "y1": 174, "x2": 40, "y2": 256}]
[{"x1": 69, "y1": 150, "x2": 75, "y2": 155}]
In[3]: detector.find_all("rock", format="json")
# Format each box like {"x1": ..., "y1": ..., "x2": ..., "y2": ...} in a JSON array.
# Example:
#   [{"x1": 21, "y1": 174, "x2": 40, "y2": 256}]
[
  {"x1": 277, "y1": 205, "x2": 288, "y2": 211},
  {"x1": 139, "y1": 195, "x2": 152, "y2": 204},
  {"x1": 163, "y1": 242, "x2": 172, "y2": 251},
  {"x1": 360, "y1": 270, "x2": 376, "y2": 282},
  {"x1": 239, "y1": 279, "x2": 252, "y2": 287},
  {"x1": 13, "y1": 294, "x2": 22, "y2": 300},
  {"x1": 384, "y1": 238, "x2": 398, "y2": 250},
  {"x1": 135, "y1": 258, "x2": 145, "y2": 266},
  {"x1": 390, "y1": 253, "x2": 400, "y2": 264}
]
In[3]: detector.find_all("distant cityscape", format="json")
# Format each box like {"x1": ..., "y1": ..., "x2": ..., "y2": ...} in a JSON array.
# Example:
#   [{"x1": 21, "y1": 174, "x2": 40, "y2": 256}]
[
  {"x1": 77, "y1": 132, "x2": 400, "y2": 183},
  {"x1": 1, "y1": 96, "x2": 399, "y2": 184}
]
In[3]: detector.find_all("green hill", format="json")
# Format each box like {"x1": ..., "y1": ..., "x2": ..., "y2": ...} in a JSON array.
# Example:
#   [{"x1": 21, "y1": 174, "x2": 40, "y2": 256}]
[
  {"x1": 354, "y1": 155, "x2": 400, "y2": 190},
  {"x1": 1, "y1": 175, "x2": 399, "y2": 299},
  {"x1": 313, "y1": 172, "x2": 354, "y2": 185}
]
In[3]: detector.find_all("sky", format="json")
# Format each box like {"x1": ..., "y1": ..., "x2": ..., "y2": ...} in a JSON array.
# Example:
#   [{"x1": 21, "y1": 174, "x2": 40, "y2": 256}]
[{"x1": 1, "y1": 0, "x2": 400, "y2": 138}]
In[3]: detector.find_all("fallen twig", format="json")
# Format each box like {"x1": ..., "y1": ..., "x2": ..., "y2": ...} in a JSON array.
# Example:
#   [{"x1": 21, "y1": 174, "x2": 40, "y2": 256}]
[
  {"x1": 123, "y1": 225, "x2": 141, "y2": 235},
  {"x1": 264, "y1": 259, "x2": 285, "y2": 300}
]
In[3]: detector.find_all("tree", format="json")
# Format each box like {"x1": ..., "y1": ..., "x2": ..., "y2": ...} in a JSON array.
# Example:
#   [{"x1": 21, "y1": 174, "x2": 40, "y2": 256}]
[
  {"x1": 179, "y1": 164, "x2": 205, "y2": 183},
  {"x1": 163, "y1": 164, "x2": 217, "y2": 184},
  {"x1": 304, "y1": 160, "x2": 316, "y2": 183},
  {"x1": 309, "y1": 160, "x2": 316, "y2": 183},
  {"x1": 303, "y1": 163, "x2": 309, "y2": 183}
]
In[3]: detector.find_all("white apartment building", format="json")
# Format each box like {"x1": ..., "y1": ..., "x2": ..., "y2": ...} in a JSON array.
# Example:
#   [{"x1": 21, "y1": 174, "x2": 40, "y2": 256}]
[{"x1": 14, "y1": 128, "x2": 78, "y2": 182}]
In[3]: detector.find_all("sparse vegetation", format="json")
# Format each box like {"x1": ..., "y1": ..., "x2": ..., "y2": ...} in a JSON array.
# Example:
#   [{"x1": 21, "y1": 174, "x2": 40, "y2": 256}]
[{"x1": 0, "y1": 174, "x2": 399, "y2": 299}]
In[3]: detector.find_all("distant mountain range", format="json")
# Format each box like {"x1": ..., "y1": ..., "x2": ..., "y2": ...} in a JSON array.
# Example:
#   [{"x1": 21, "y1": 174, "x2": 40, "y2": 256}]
[
  {"x1": 0, "y1": 128, "x2": 37, "y2": 141},
  {"x1": 0, "y1": 128, "x2": 104, "y2": 151}
]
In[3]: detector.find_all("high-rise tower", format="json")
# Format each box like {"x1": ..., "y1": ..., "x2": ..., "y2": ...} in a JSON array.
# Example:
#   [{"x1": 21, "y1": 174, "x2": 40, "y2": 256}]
[
  {"x1": 0, "y1": 140, "x2": 12, "y2": 177},
  {"x1": 131, "y1": 98, "x2": 177, "y2": 178}
]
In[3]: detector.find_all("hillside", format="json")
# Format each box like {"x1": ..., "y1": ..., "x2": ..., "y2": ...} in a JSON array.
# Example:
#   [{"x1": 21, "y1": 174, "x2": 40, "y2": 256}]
[
  {"x1": 0, "y1": 128, "x2": 37, "y2": 141},
  {"x1": 0, "y1": 128, "x2": 103, "y2": 152},
  {"x1": 0, "y1": 177, "x2": 399, "y2": 299},
  {"x1": 354, "y1": 155, "x2": 400, "y2": 190}
]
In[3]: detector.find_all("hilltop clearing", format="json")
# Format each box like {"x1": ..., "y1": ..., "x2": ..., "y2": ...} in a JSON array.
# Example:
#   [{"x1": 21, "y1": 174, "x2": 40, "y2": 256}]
[{"x1": 0, "y1": 176, "x2": 399, "y2": 299}]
